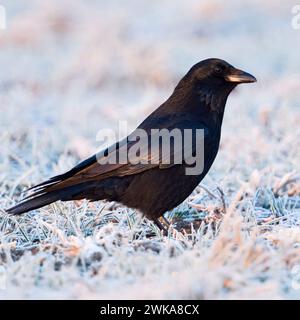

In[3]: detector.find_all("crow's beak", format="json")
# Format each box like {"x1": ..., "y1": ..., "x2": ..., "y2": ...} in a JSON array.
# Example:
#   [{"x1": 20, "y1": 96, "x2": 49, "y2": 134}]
[{"x1": 225, "y1": 68, "x2": 257, "y2": 84}]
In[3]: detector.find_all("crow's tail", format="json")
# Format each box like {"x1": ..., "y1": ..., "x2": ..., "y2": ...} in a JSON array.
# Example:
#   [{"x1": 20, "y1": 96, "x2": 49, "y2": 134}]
[
  {"x1": 6, "y1": 192, "x2": 64, "y2": 215},
  {"x1": 6, "y1": 183, "x2": 94, "y2": 215}
]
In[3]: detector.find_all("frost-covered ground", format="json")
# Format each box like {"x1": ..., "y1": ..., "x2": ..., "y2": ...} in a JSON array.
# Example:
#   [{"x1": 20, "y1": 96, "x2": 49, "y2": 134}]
[{"x1": 0, "y1": 0, "x2": 300, "y2": 299}]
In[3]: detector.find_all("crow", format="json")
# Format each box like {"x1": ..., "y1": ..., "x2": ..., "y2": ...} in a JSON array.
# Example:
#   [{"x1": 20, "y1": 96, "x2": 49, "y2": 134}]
[{"x1": 6, "y1": 58, "x2": 256, "y2": 232}]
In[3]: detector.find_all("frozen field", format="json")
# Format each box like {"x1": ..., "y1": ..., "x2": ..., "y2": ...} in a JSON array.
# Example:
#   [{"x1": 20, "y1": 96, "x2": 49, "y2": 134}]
[{"x1": 0, "y1": 0, "x2": 300, "y2": 299}]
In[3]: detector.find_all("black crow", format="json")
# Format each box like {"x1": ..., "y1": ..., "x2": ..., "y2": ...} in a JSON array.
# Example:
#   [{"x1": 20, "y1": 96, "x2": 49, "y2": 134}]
[{"x1": 7, "y1": 58, "x2": 256, "y2": 231}]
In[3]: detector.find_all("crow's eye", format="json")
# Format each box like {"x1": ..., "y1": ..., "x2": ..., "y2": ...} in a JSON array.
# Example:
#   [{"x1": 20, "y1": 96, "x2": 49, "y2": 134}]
[{"x1": 214, "y1": 66, "x2": 223, "y2": 74}]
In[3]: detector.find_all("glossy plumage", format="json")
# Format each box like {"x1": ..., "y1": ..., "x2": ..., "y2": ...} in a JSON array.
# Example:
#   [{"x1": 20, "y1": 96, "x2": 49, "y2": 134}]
[{"x1": 7, "y1": 58, "x2": 256, "y2": 221}]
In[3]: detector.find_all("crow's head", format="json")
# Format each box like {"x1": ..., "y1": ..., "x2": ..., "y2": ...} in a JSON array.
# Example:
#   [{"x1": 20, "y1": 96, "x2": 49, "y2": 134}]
[
  {"x1": 187, "y1": 58, "x2": 256, "y2": 86},
  {"x1": 174, "y1": 58, "x2": 256, "y2": 113}
]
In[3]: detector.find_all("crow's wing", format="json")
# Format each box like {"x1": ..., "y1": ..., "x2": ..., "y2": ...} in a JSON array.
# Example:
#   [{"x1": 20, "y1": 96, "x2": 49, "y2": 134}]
[{"x1": 28, "y1": 116, "x2": 209, "y2": 195}]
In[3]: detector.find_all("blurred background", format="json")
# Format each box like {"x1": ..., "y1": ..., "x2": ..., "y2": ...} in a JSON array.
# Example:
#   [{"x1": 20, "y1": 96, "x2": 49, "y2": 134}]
[{"x1": 0, "y1": 0, "x2": 300, "y2": 299}]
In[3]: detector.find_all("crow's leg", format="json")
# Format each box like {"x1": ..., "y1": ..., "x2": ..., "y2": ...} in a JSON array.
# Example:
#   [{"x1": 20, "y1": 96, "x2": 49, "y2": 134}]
[
  {"x1": 161, "y1": 216, "x2": 171, "y2": 227},
  {"x1": 153, "y1": 218, "x2": 168, "y2": 236}
]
